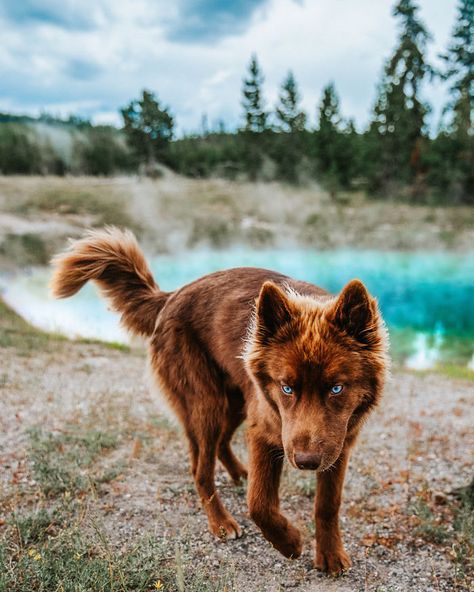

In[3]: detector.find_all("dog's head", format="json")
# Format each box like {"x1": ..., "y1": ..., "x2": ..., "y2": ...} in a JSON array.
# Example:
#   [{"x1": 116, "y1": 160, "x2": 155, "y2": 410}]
[{"x1": 245, "y1": 279, "x2": 388, "y2": 472}]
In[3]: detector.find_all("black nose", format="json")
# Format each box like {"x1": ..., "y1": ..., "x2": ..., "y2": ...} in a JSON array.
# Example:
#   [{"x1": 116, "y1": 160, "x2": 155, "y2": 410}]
[{"x1": 294, "y1": 451, "x2": 322, "y2": 470}]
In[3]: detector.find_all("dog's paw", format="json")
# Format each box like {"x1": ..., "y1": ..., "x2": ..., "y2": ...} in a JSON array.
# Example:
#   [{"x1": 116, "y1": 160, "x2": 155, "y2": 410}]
[
  {"x1": 209, "y1": 515, "x2": 242, "y2": 540},
  {"x1": 271, "y1": 524, "x2": 303, "y2": 559},
  {"x1": 233, "y1": 467, "x2": 248, "y2": 484},
  {"x1": 224, "y1": 462, "x2": 248, "y2": 485},
  {"x1": 314, "y1": 545, "x2": 351, "y2": 575}
]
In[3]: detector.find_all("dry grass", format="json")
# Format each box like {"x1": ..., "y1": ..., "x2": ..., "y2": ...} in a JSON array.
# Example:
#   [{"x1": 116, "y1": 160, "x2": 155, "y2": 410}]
[{"x1": 1, "y1": 174, "x2": 473, "y2": 269}]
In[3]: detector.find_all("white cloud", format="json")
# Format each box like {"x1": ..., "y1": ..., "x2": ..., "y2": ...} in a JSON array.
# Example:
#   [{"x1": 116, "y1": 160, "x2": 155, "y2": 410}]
[{"x1": 0, "y1": 0, "x2": 459, "y2": 133}]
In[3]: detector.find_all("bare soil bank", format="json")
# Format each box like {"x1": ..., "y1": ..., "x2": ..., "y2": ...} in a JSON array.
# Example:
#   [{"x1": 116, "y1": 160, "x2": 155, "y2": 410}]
[{"x1": 1, "y1": 174, "x2": 473, "y2": 269}]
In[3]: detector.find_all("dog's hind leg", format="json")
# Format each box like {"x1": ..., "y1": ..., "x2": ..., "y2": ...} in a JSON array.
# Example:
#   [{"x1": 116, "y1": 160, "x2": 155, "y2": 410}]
[
  {"x1": 218, "y1": 436, "x2": 247, "y2": 485},
  {"x1": 150, "y1": 336, "x2": 241, "y2": 540},
  {"x1": 187, "y1": 433, "x2": 199, "y2": 478},
  {"x1": 218, "y1": 388, "x2": 247, "y2": 484},
  {"x1": 159, "y1": 388, "x2": 242, "y2": 540},
  {"x1": 192, "y1": 418, "x2": 242, "y2": 540}
]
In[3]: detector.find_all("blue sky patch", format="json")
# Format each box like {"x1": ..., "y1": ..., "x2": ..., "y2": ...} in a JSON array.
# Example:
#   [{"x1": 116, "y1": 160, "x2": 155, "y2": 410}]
[{"x1": 1, "y1": 0, "x2": 101, "y2": 30}]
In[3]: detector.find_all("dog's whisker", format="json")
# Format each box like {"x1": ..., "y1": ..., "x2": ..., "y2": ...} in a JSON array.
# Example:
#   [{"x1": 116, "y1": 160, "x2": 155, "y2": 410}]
[{"x1": 267, "y1": 447, "x2": 286, "y2": 466}]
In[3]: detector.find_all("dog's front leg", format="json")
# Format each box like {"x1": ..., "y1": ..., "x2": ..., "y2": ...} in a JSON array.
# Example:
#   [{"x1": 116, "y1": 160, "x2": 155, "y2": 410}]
[
  {"x1": 314, "y1": 446, "x2": 352, "y2": 575},
  {"x1": 247, "y1": 430, "x2": 302, "y2": 559}
]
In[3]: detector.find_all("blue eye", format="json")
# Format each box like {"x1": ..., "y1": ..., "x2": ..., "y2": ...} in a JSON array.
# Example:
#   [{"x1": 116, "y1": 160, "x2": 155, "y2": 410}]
[
  {"x1": 281, "y1": 385, "x2": 293, "y2": 395},
  {"x1": 331, "y1": 384, "x2": 344, "y2": 395}
]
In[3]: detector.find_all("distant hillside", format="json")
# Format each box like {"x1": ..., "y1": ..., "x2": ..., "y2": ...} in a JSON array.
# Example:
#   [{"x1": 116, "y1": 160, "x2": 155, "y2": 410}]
[
  {"x1": 0, "y1": 112, "x2": 92, "y2": 128},
  {"x1": 0, "y1": 116, "x2": 131, "y2": 175}
]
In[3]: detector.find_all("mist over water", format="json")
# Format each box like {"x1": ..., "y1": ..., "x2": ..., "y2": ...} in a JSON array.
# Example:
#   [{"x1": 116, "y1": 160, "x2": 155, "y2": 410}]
[{"x1": 2, "y1": 249, "x2": 473, "y2": 369}]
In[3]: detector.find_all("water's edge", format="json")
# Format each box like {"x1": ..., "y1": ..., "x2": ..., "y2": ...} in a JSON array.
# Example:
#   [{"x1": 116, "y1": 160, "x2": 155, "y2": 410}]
[{"x1": 2, "y1": 249, "x2": 473, "y2": 370}]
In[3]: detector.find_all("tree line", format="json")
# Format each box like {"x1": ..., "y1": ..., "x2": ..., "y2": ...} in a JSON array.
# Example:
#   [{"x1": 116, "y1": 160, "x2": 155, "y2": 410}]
[{"x1": 0, "y1": 0, "x2": 472, "y2": 203}]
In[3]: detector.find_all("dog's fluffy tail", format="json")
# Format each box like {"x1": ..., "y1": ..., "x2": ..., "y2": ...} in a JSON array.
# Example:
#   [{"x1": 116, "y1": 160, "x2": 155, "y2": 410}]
[{"x1": 51, "y1": 227, "x2": 168, "y2": 337}]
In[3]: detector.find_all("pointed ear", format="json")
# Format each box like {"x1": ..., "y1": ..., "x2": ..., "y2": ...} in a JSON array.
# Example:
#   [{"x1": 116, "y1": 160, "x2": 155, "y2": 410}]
[
  {"x1": 330, "y1": 279, "x2": 377, "y2": 342},
  {"x1": 255, "y1": 281, "x2": 293, "y2": 341}
]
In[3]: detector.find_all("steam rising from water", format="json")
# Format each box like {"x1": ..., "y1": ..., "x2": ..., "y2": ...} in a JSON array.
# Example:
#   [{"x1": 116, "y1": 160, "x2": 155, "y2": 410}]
[{"x1": 2, "y1": 248, "x2": 473, "y2": 369}]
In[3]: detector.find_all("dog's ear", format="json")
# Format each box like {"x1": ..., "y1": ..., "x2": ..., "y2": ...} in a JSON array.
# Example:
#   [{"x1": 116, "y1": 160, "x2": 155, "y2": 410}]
[
  {"x1": 330, "y1": 279, "x2": 378, "y2": 343},
  {"x1": 255, "y1": 281, "x2": 293, "y2": 340}
]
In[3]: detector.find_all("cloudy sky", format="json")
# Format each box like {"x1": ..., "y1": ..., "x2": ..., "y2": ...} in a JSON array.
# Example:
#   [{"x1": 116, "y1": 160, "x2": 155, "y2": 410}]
[{"x1": 0, "y1": 0, "x2": 458, "y2": 134}]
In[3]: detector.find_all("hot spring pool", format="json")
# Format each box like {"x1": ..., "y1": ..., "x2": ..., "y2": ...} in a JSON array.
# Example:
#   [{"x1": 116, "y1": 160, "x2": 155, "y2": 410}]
[{"x1": 2, "y1": 249, "x2": 473, "y2": 370}]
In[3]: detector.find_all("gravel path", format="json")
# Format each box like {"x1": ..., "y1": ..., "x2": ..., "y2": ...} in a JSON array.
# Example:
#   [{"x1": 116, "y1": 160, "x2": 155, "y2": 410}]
[{"x1": 1, "y1": 340, "x2": 473, "y2": 591}]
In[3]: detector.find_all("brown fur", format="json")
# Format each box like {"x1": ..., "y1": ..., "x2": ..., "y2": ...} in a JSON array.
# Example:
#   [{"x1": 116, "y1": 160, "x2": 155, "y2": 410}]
[{"x1": 51, "y1": 227, "x2": 389, "y2": 575}]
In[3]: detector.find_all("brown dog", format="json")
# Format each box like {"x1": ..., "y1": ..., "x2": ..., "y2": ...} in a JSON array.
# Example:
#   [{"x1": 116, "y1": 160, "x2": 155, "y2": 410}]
[{"x1": 51, "y1": 227, "x2": 388, "y2": 575}]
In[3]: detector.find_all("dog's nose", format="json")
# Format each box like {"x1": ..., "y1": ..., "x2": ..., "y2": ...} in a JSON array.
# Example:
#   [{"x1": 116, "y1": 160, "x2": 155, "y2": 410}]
[{"x1": 294, "y1": 451, "x2": 322, "y2": 470}]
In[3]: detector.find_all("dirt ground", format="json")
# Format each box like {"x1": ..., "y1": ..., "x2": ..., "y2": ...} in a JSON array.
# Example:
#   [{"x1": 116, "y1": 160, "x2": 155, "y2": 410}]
[{"x1": 1, "y1": 331, "x2": 473, "y2": 592}]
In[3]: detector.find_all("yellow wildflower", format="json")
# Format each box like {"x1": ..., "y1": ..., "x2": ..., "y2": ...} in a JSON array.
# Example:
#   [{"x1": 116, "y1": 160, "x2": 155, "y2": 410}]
[{"x1": 153, "y1": 580, "x2": 164, "y2": 590}]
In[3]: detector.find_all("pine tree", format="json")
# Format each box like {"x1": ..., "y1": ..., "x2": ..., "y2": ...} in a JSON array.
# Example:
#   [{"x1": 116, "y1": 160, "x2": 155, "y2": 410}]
[
  {"x1": 443, "y1": 0, "x2": 473, "y2": 136},
  {"x1": 317, "y1": 83, "x2": 342, "y2": 135},
  {"x1": 275, "y1": 71, "x2": 306, "y2": 133},
  {"x1": 313, "y1": 83, "x2": 343, "y2": 187},
  {"x1": 433, "y1": 0, "x2": 474, "y2": 202},
  {"x1": 121, "y1": 90, "x2": 174, "y2": 165},
  {"x1": 368, "y1": 0, "x2": 433, "y2": 194},
  {"x1": 241, "y1": 55, "x2": 268, "y2": 133},
  {"x1": 312, "y1": 83, "x2": 360, "y2": 190}
]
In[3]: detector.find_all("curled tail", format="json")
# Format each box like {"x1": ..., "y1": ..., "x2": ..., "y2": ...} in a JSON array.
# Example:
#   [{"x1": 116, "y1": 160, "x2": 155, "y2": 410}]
[{"x1": 51, "y1": 227, "x2": 168, "y2": 337}]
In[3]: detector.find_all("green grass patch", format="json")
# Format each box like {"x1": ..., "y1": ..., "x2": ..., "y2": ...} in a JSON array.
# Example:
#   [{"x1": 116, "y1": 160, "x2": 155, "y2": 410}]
[
  {"x1": 1, "y1": 511, "x2": 236, "y2": 592},
  {"x1": 280, "y1": 464, "x2": 316, "y2": 498},
  {"x1": 389, "y1": 328, "x2": 474, "y2": 370},
  {"x1": 1, "y1": 419, "x2": 237, "y2": 591},
  {"x1": 409, "y1": 498, "x2": 450, "y2": 545},
  {"x1": 10, "y1": 508, "x2": 66, "y2": 548},
  {"x1": 100, "y1": 340, "x2": 131, "y2": 352},
  {"x1": 77, "y1": 337, "x2": 131, "y2": 353},
  {"x1": 0, "y1": 530, "x2": 169, "y2": 592},
  {"x1": 0, "y1": 233, "x2": 50, "y2": 266},
  {"x1": 404, "y1": 363, "x2": 474, "y2": 382},
  {"x1": 434, "y1": 363, "x2": 474, "y2": 381},
  {"x1": 0, "y1": 299, "x2": 65, "y2": 354},
  {"x1": 0, "y1": 298, "x2": 132, "y2": 354},
  {"x1": 28, "y1": 427, "x2": 119, "y2": 496},
  {"x1": 452, "y1": 479, "x2": 474, "y2": 580}
]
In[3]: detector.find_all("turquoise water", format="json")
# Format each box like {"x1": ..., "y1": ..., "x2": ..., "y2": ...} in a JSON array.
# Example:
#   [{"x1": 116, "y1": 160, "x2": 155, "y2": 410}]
[{"x1": 2, "y1": 249, "x2": 474, "y2": 369}]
